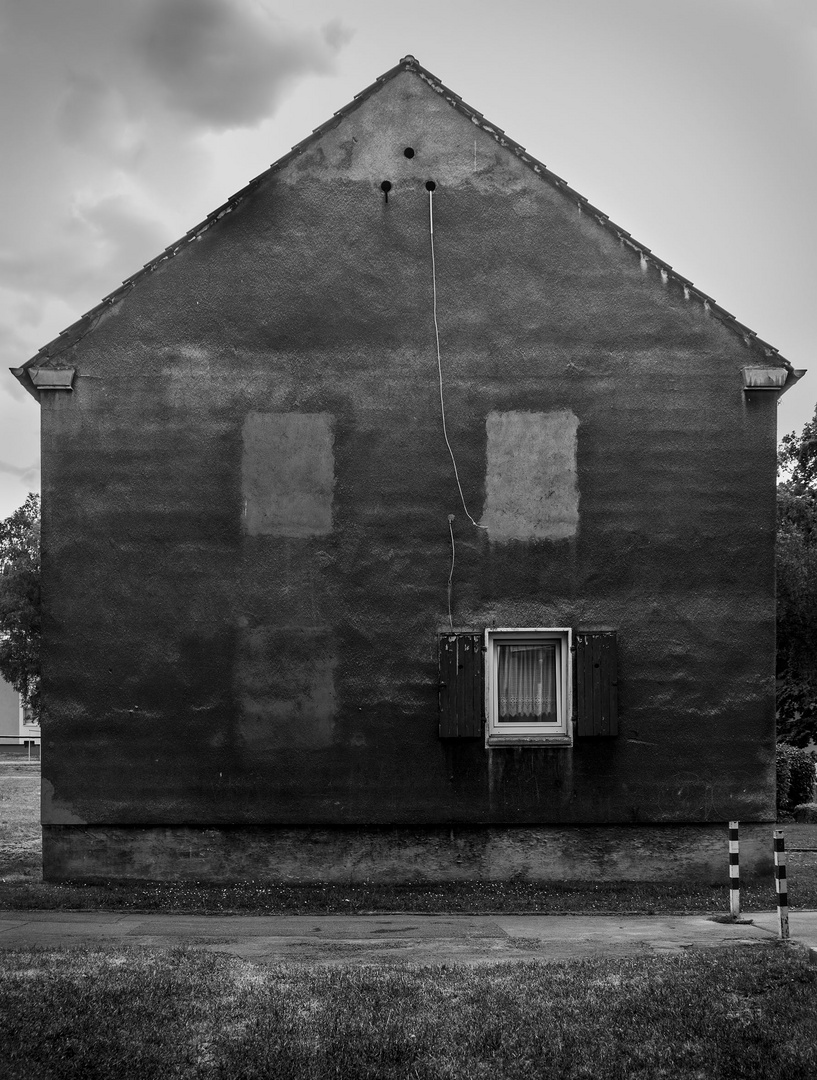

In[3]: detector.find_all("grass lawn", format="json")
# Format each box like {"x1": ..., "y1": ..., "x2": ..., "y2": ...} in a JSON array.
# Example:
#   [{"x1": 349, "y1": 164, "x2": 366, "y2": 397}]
[
  {"x1": 1, "y1": 944, "x2": 816, "y2": 1079},
  {"x1": 0, "y1": 762, "x2": 41, "y2": 885},
  {"x1": 3, "y1": 766, "x2": 817, "y2": 1078},
  {"x1": 2, "y1": 763, "x2": 815, "y2": 914}
]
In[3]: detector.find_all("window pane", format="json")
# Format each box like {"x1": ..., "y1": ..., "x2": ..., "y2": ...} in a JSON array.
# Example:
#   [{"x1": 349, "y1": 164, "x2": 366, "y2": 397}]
[{"x1": 497, "y1": 642, "x2": 558, "y2": 724}]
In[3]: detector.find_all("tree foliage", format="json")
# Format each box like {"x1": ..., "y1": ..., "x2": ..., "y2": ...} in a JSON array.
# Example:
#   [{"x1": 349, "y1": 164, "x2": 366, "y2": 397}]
[
  {"x1": 776, "y1": 743, "x2": 816, "y2": 814},
  {"x1": 777, "y1": 412, "x2": 817, "y2": 745},
  {"x1": 0, "y1": 493, "x2": 40, "y2": 719}
]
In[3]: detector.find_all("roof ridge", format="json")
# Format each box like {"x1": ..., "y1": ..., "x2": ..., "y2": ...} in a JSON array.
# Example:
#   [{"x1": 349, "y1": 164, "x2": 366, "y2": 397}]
[{"x1": 11, "y1": 54, "x2": 789, "y2": 388}]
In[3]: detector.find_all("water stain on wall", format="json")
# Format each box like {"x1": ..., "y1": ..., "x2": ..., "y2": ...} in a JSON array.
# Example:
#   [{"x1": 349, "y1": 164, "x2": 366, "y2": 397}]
[
  {"x1": 237, "y1": 627, "x2": 337, "y2": 751},
  {"x1": 41, "y1": 778, "x2": 87, "y2": 825}
]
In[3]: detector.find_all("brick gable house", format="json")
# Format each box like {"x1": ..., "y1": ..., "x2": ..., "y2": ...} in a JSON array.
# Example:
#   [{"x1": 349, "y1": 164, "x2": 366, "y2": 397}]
[{"x1": 13, "y1": 57, "x2": 802, "y2": 882}]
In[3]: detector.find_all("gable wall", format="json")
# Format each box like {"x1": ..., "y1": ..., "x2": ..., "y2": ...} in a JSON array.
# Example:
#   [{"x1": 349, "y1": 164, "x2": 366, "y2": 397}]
[{"x1": 38, "y1": 72, "x2": 778, "y2": 829}]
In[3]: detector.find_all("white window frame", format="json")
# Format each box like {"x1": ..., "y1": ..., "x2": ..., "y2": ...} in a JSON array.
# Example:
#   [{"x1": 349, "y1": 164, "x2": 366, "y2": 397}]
[{"x1": 485, "y1": 628, "x2": 573, "y2": 747}]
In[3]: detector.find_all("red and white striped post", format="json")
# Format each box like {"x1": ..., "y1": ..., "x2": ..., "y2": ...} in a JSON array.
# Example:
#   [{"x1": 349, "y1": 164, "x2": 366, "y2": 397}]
[
  {"x1": 728, "y1": 821, "x2": 740, "y2": 918},
  {"x1": 774, "y1": 829, "x2": 789, "y2": 940}
]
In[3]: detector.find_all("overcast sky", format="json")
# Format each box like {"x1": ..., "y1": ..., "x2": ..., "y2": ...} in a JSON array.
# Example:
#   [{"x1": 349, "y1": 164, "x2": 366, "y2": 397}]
[{"x1": 1, "y1": 0, "x2": 815, "y2": 518}]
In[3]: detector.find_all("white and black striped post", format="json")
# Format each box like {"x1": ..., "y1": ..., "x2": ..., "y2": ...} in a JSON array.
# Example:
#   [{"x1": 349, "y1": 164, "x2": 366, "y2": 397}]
[
  {"x1": 728, "y1": 821, "x2": 740, "y2": 918},
  {"x1": 774, "y1": 829, "x2": 789, "y2": 940}
]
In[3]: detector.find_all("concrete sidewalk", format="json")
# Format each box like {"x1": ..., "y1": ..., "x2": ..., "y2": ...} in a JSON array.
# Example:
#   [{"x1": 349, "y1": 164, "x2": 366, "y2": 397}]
[{"x1": 0, "y1": 910, "x2": 814, "y2": 966}]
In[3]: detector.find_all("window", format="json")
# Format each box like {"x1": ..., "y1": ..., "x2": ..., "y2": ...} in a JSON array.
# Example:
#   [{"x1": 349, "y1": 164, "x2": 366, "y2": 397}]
[
  {"x1": 485, "y1": 629, "x2": 572, "y2": 746},
  {"x1": 437, "y1": 628, "x2": 617, "y2": 742}
]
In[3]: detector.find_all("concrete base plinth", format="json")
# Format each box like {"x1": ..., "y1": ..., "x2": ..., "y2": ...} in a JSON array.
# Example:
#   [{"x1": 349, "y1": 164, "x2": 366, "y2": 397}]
[{"x1": 42, "y1": 823, "x2": 777, "y2": 884}]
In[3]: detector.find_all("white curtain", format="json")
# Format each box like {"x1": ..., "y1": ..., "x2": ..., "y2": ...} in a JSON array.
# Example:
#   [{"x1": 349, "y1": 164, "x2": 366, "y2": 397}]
[{"x1": 498, "y1": 643, "x2": 557, "y2": 723}]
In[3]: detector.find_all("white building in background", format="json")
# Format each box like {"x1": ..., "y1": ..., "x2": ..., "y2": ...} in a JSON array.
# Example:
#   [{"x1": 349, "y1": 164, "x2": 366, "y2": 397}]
[{"x1": 0, "y1": 677, "x2": 39, "y2": 750}]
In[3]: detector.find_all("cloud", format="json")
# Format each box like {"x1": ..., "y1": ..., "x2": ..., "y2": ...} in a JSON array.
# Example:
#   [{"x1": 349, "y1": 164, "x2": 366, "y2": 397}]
[
  {"x1": 71, "y1": 191, "x2": 172, "y2": 281},
  {"x1": 321, "y1": 19, "x2": 355, "y2": 52},
  {"x1": 0, "y1": 191, "x2": 171, "y2": 303},
  {"x1": 138, "y1": 0, "x2": 350, "y2": 129},
  {"x1": 0, "y1": 0, "x2": 354, "y2": 513},
  {"x1": 0, "y1": 0, "x2": 353, "y2": 379},
  {"x1": 0, "y1": 320, "x2": 47, "y2": 398},
  {"x1": 57, "y1": 73, "x2": 147, "y2": 165},
  {"x1": 0, "y1": 459, "x2": 40, "y2": 483}
]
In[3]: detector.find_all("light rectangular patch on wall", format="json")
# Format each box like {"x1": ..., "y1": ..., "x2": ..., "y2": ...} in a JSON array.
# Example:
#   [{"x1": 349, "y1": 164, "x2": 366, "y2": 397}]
[
  {"x1": 242, "y1": 412, "x2": 334, "y2": 537},
  {"x1": 482, "y1": 410, "x2": 579, "y2": 541}
]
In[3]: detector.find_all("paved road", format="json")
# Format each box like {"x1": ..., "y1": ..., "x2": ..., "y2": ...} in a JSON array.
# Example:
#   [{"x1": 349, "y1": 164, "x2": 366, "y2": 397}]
[{"x1": 0, "y1": 910, "x2": 814, "y2": 966}]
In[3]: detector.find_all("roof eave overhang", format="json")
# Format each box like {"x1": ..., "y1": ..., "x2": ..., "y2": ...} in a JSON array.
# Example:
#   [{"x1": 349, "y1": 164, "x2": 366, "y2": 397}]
[
  {"x1": 780, "y1": 368, "x2": 807, "y2": 397},
  {"x1": 10, "y1": 365, "x2": 40, "y2": 401}
]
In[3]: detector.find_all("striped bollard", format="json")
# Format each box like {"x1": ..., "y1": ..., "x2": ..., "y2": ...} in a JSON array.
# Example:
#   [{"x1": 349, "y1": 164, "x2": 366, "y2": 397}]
[
  {"x1": 728, "y1": 821, "x2": 740, "y2": 918},
  {"x1": 773, "y1": 829, "x2": 789, "y2": 940}
]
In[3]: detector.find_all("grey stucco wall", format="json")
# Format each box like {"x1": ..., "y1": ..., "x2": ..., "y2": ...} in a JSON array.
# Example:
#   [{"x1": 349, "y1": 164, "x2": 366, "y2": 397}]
[
  {"x1": 36, "y1": 70, "x2": 778, "y2": 843},
  {"x1": 42, "y1": 823, "x2": 775, "y2": 883}
]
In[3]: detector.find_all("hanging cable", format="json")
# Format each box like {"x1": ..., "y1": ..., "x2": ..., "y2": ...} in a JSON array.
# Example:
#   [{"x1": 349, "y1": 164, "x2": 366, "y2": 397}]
[{"x1": 429, "y1": 189, "x2": 488, "y2": 531}]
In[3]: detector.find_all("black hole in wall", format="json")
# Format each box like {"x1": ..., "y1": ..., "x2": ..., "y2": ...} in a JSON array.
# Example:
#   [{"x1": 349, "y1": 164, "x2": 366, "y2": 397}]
[
  {"x1": 380, "y1": 180, "x2": 392, "y2": 192},
  {"x1": 425, "y1": 180, "x2": 436, "y2": 191},
  {"x1": 404, "y1": 147, "x2": 415, "y2": 158}
]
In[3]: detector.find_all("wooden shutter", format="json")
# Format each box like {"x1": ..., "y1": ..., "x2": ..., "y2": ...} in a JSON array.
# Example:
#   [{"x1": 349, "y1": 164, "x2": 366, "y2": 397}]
[
  {"x1": 576, "y1": 631, "x2": 619, "y2": 737},
  {"x1": 438, "y1": 633, "x2": 484, "y2": 738}
]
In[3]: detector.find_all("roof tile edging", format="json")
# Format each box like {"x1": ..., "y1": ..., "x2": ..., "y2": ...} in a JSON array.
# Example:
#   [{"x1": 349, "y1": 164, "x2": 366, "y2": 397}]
[
  {"x1": 11, "y1": 54, "x2": 789, "y2": 392},
  {"x1": 407, "y1": 57, "x2": 786, "y2": 364}
]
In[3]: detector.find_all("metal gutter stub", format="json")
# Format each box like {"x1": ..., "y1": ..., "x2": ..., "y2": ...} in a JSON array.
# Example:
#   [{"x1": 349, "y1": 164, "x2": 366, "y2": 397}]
[
  {"x1": 742, "y1": 366, "x2": 805, "y2": 395},
  {"x1": 28, "y1": 367, "x2": 75, "y2": 391}
]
